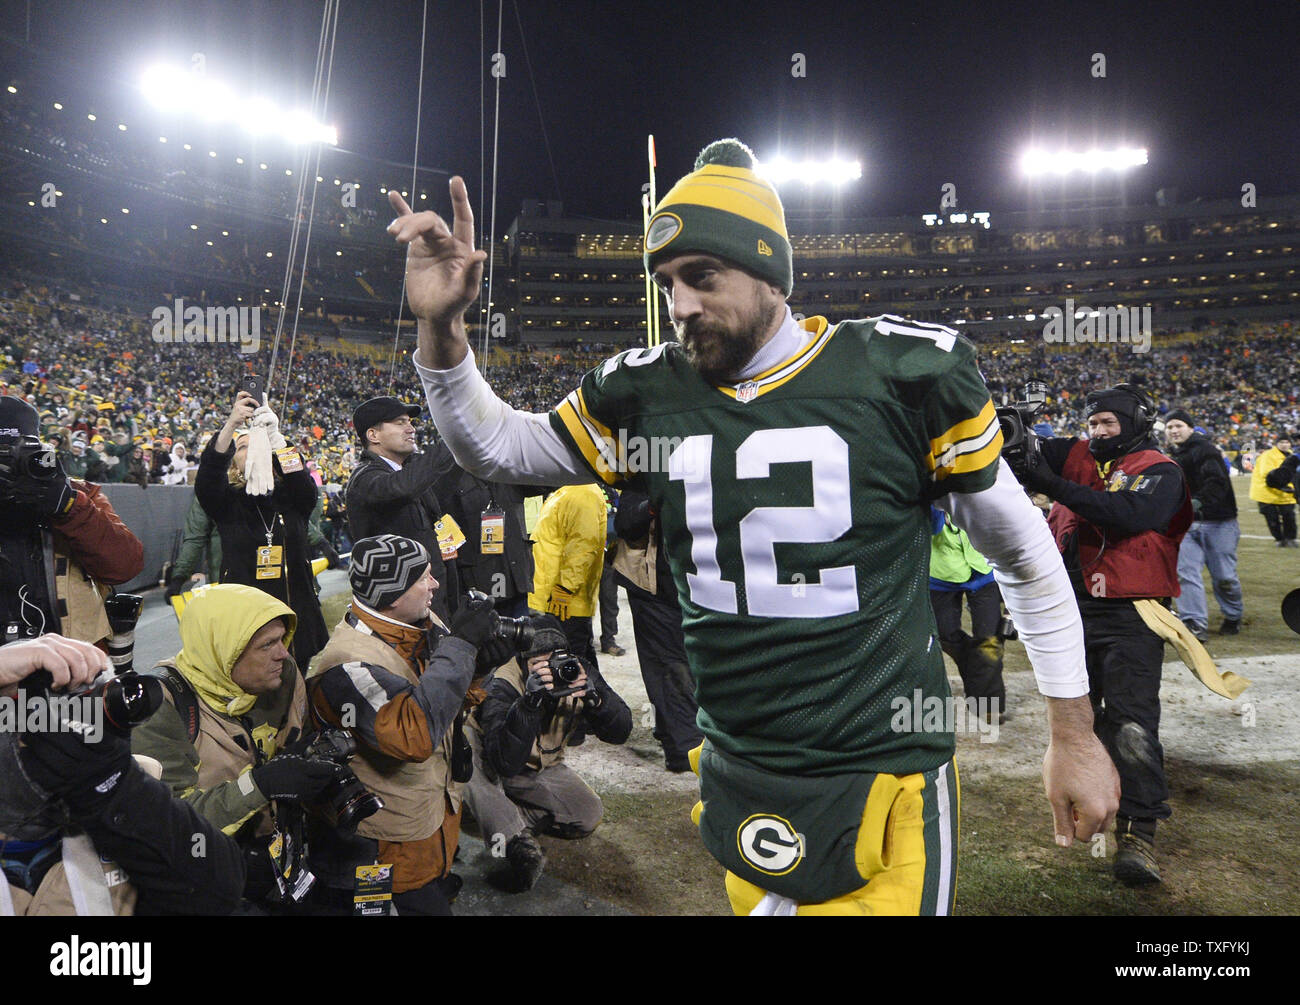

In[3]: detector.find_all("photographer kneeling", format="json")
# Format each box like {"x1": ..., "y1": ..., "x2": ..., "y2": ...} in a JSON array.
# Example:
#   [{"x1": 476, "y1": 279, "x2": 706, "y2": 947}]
[
  {"x1": 307, "y1": 534, "x2": 510, "y2": 916},
  {"x1": 464, "y1": 616, "x2": 632, "y2": 892},
  {"x1": 2, "y1": 633, "x2": 245, "y2": 915},
  {"x1": 130, "y1": 583, "x2": 340, "y2": 911}
]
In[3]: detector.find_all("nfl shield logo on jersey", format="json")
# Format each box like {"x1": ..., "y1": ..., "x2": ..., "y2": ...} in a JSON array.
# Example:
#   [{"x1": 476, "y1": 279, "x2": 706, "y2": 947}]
[{"x1": 736, "y1": 381, "x2": 759, "y2": 403}]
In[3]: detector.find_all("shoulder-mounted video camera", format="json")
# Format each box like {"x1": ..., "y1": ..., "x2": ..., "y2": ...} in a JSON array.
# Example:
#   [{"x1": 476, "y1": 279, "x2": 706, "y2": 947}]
[
  {"x1": 996, "y1": 381, "x2": 1049, "y2": 476},
  {"x1": 0, "y1": 435, "x2": 60, "y2": 497}
]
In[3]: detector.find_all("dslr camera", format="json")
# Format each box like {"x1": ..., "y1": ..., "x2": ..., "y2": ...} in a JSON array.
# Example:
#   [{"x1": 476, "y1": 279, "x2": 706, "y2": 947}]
[
  {"x1": 996, "y1": 381, "x2": 1049, "y2": 477},
  {"x1": 20, "y1": 667, "x2": 164, "y2": 732},
  {"x1": 465, "y1": 589, "x2": 536, "y2": 651},
  {"x1": 0, "y1": 435, "x2": 59, "y2": 499},
  {"x1": 546, "y1": 648, "x2": 587, "y2": 698},
  {"x1": 300, "y1": 727, "x2": 382, "y2": 834}
]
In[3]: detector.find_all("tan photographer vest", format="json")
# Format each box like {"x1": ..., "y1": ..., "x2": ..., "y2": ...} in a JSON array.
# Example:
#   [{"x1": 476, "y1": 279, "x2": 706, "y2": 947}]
[
  {"x1": 153, "y1": 660, "x2": 306, "y2": 836},
  {"x1": 1, "y1": 834, "x2": 136, "y2": 916},
  {"x1": 48, "y1": 536, "x2": 112, "y2": 647},
  {"x1": 308, "y1": 620, "x2": 459, "y2": 844}
]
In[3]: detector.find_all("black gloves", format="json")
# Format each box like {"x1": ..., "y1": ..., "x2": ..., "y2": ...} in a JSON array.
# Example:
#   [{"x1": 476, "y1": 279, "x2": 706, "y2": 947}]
[
  {"x1": 1017, "y1": 448, "x2": 1058, "y2": 495},
  {"x1": 522, "y1": 672, "x2": 556, "y2": 711},
  {"x1": 475, "y1": 636, "x2": 516, "y2": 675},
  {"x1": 19, "y1": 711, "x2": 134, "y2": 818},
  {"x1": 9, "y1": 463, "x2": 76, "y2": 518},
  {"x1": 250, "y1": 755, "x2": 340, "y2": 802},
  {"x1": 450, "y1": 591, "x2": 497, "y2": 649}
]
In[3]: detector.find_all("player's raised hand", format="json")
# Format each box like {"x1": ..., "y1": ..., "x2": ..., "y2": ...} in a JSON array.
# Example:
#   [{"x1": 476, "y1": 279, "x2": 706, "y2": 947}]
[
  {"x1": 1042, "y1": 729, "x2": 1120, "y2": 847},
  {"x1": 387, "y1": 177, "x2": 487, "y2": 325}
]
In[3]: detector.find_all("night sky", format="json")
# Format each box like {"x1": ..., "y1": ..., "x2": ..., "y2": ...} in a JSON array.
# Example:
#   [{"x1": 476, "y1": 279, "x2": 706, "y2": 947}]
[{"x1": 3, "y1": 0, "x2": 1297, "y2": 229}]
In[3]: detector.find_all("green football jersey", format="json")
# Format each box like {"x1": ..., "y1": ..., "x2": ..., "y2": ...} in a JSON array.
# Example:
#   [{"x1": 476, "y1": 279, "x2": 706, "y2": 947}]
[{"x1": 550, "y1": 315, "x2": 1003, "y2": 775}]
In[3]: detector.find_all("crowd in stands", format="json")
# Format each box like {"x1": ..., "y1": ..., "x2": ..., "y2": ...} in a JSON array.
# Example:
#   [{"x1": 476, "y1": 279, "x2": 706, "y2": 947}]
[
  {"x1": 978, "y1": 324, "x2": 1300, "y2": 455},
  {"x1": 3, "y1": 273, "x2": 1296, "y2": 490}
]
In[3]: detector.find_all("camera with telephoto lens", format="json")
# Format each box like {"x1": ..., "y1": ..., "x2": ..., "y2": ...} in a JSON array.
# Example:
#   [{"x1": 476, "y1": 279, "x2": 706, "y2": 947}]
[
  {"x1": 301, "y1": 727, "x2": 383, "y2": 834},
  {"x1": 996, "y1": 381, "x2": 1049, "y2": 477},
  {"x1": 103, "y1": 593, "x2": 144, "y2": 674},
  {"x1": 0, "y1": 435, "x2": 59, "y2": 498},
  {"x1": 20, "y1": 667, "x2": 164, "y2": 731},
  {"x1": 465, "y1": 589, "x2": 537, "y2": 651}
]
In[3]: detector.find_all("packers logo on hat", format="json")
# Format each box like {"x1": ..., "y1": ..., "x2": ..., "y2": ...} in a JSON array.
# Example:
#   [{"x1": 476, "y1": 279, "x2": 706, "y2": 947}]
[
  {"x1": 644, "y1": 138, "x2": 793, "y2": 294},
  {"x1": 645, "y1": 213, "x2": 682, "y2": 253}
]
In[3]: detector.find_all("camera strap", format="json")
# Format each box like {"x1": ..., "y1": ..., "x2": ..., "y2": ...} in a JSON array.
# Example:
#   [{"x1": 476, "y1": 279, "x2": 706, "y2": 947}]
[{"x1": 155, "y1": 664, "x2": 201, "y2": 744}]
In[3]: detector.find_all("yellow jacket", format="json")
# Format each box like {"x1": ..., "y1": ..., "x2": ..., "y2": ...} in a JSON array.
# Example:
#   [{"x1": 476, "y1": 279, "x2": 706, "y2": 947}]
[
  {"x1": 528, "y1": 484, "x2": 608, "y2": 618},
  {"x1": 1250, "y1": 446, "x2": 1296, "y2": 505}
]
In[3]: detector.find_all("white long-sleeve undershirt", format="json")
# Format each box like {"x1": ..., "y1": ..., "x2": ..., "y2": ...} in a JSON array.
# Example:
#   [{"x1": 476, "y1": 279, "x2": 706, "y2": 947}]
[{"x1": 416, "y1": 348, "x2": 1087, "y2": 698}]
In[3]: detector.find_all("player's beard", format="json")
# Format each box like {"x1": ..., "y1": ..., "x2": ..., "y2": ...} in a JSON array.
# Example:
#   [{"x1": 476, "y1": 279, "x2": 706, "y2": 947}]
[{"x1": 677, "y1": 292, "x2": 780, "y2": 384}]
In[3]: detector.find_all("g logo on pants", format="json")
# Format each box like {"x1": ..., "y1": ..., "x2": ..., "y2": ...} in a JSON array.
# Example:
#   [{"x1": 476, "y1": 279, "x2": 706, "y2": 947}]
[{"x1": 737, "y1": 814, "x2": 804, "y2": 875}]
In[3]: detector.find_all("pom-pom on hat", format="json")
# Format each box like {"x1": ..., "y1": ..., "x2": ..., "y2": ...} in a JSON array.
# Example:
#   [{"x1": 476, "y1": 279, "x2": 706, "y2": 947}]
[{"x1": 644, "y1": 138, "x2": 793, "y2": 295}]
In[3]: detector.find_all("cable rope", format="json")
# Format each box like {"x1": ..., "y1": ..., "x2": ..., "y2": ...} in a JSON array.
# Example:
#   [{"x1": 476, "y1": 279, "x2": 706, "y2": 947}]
[
  {"x1": 267, "y1": 0, "x2": 339, "y2": 419},
  {"x1": 479, "y1": 0, "x2": 504, "y2": 376},
  {"x1": 388, "y1": 0, "x2": 430, "y2": 393}
]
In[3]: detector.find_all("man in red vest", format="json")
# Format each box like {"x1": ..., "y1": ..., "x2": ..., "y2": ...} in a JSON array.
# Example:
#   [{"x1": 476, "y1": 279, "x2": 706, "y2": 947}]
[{"x1": 1015, "y1": 384, "x2": 1192, "y2": 887}]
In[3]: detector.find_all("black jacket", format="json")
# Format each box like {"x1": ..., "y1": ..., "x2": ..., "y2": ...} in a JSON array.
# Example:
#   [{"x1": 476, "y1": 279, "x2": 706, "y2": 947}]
[
  {"x1": 345, "y1": 446, "x2": 460, "y2": 622},
  {"x1": 477, "y1": 658, "x2": 632, "y2": 779},
  {"x1": 195, "y1": 436, "x2": 327, "y2": 667},
  {"x1": 614, "y1": 490, "x2": 678, "y2": 604},
  {"x1": 79, "y1": 763, "x2": 247, "y2": 915},
  {"x1": 1169, "y1": 433, "x2": 1238, "y2": 521},
  {"x1": 1265, "y1": 452, "x2": 1300, "y2": 494},
  {"x1": 1037, "y1": 435, "x2": 1187, "y2": 538},
  {"x1": 443, "y1": 471, "x2": 543, "y2": 601}
]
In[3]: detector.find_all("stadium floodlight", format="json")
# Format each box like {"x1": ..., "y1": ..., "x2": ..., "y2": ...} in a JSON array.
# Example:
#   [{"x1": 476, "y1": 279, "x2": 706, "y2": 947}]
[
  {"x1": 1020, "y1": 147, "x2": 1148, "y2": 176},
  {"x1": 140, "y1": 64, "x2": 337, "y2": 146},
  {"x1": 755, "y1": 155, "x2": 862, "y2": 185}
]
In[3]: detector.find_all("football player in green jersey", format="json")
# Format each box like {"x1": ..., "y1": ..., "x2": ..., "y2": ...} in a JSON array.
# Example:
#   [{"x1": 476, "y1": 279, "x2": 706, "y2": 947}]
[{"x1": 385, "y1": 139, "x2": 1119, "y2": 916}]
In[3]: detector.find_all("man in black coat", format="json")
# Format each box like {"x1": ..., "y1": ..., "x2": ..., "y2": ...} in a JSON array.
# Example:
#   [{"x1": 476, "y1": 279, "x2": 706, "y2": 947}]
[
  {"x1": 196, "y1": 391, "x2": 327, "y2": 669},
  {"x1": 613, "y1": 490, "x2": 702, "y2": 773},
  {"x1": 442, "y1": 469, "x2": 542, "y2": 618},
  {"x1": 345, "y1": 397, "x2": 461, "y2": 623},
  {"x1": 1164, "y1": 409, "x2": 1244, "y2": 639}
]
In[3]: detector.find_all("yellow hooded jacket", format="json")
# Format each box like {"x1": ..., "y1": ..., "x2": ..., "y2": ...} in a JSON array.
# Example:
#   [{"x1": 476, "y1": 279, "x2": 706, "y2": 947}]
[
  {"x1": 528, "y1": 484, "x2": 608, "y2": 618},
  {"x1": 1250, "y1": 446, "x2": 1297, "y2": 505},
  {"x1": 131, "y1": 584, "x2": 307, "y2": 836}
]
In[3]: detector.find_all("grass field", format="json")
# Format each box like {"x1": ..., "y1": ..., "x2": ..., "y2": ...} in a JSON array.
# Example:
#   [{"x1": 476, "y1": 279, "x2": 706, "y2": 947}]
[{"x1": 321, "y1": 476, "x2": 1300, "y2": 915}]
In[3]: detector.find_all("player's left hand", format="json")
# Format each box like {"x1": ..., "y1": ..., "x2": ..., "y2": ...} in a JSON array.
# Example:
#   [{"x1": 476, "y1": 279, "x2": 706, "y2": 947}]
[{"x1": 1042, "y1": 731, "x2": 1120, "y2": 847}]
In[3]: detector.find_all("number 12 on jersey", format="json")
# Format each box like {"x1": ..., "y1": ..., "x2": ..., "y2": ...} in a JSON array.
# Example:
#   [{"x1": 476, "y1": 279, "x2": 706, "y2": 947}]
[{"x1": 667, "y1": 427, "x2": 859, "y2": 619}]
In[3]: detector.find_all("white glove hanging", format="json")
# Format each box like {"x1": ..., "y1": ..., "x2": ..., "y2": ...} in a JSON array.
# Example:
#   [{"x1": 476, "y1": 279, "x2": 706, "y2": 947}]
[{"x1": 244, "y1": 404, "x2": 287, "y2": 496}]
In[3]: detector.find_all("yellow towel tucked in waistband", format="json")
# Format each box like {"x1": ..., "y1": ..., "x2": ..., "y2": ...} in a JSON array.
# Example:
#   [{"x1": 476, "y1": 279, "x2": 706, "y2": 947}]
[{"x1": 1131, "y1": 599, "x2": 1251, "y2": 700}]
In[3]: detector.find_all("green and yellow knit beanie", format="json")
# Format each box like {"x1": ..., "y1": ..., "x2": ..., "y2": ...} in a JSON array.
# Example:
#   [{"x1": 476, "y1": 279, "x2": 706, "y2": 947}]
[{"x1": 644, "y1": 138, "x2": 793, "y2": 294}]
